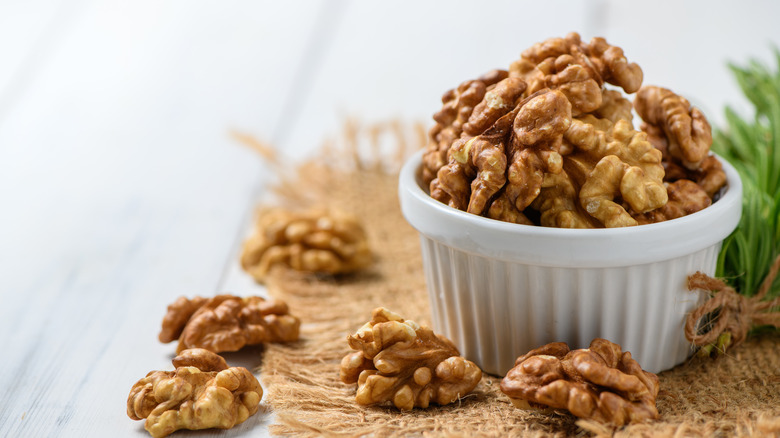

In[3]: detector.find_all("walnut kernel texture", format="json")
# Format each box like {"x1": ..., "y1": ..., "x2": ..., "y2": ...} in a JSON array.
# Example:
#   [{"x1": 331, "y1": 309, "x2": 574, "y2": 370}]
[
  {"x1": 127, "y1": 348, "x2": 262, "y2": 438},
  {"x1": 340, "y1": 307, "x2": 482, "y2": 411},
  {"x1": 500, "y1": 338, "x2": 660, "y2": 426}
]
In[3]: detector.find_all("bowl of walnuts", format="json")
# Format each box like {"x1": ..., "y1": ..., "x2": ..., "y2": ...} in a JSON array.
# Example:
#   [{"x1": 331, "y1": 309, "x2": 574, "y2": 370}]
[{"x1": 398, "y1": 32, "x2": 742, "y2": 376}]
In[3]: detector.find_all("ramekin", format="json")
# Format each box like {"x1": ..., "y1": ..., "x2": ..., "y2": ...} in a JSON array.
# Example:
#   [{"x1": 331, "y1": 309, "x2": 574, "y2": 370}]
[{"x1": 398, "y1": 150, "x2": 742, "y2": 375}]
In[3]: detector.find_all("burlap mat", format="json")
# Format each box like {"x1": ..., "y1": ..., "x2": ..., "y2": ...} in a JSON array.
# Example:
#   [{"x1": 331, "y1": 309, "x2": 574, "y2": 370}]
[{"x1": 249, "y1": 123, "x2": 780, "y2": 437}]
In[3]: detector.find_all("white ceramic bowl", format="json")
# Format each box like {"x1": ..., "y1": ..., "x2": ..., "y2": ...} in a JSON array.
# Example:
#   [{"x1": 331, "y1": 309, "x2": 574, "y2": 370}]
[{"x1": 398, "y1": 150, "x2": 742, "y2": 375}]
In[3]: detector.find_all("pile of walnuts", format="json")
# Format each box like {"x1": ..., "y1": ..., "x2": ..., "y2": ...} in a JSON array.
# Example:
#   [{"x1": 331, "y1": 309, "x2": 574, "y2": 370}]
[{"x1": 423, "y1": 32, "x2": 726, "y2": 228}]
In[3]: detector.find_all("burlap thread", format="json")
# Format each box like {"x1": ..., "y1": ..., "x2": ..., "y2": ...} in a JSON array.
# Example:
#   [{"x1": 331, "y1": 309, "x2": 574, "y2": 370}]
[{"x1": 686, "y1": 255, "x2": 780, "y2": 350}]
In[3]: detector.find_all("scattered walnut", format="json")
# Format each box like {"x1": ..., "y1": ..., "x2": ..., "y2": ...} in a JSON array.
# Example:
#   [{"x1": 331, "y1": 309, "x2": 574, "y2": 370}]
[
  {"x1": 127, "y1": 348, "x2": 262, "y2": 438},
  {"x1": 159, "y1": 294, "x2": 301, "y2": 353},
  {"x1": 500, "y1": 339, "x2": 660, "y2": 426},
  {"x1": 241, "y1": 208, "x2": 372, "y2": 282},
  {"x1": 158, "y1": 296, "x2": 209, "y2": 344},
  {"x1": 340, "y1": 307, "x2": 482, "y2": 411}
]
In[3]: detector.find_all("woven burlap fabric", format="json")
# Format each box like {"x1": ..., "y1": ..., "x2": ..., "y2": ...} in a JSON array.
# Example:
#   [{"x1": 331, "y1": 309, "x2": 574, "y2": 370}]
[{"x1": 253, "y1": 128, "x2": 780, "y2": 437}]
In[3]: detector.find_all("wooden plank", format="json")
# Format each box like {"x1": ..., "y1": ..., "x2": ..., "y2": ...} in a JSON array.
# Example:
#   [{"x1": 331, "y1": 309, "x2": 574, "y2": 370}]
[{"x1": 0, "y1": 0, "x2": 327, "y2": 436}]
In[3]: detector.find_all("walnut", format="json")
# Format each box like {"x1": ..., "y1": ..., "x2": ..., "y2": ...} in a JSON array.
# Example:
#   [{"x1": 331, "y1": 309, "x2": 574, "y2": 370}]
[
  {"x1": 505, "y1": 89, "x2": 572, "y2": 212},
  {"x1": 127, "y1": 348, "x2": 262, "y2": 438},
  {"x1": 430, "y1": 77, "x2": 527, "y2": 214},
  {"x1": 530, "y1": 171, "x2": 597, "y2": 228},
  {"x1": 519, "y1": 32, "x2": 584, "y2": 65},
  {"x1": 486, "y1": 192, "x2": 534, "y2": 225},
  {"x1": 431, "y1": 89, "x2": 571, "y2": 216},
  {"x1": 500, "y1": 339, "x2": 660, "y2": 427},
  {"x1": 512, "y1": 52, "x2": 602, "y2": 116},
  {"x1": 340, "y1": 307, "x2": 482, "y2": 411},
  {"x1": 463, "y1": 77, "x2": 527, "y2": 136},
  {"x1": 240, "y1": 208, "x2": 372, "y2": 282},
  {"x1": 423, "y1": 70, "x2": 508, "y2": 185},
  {"x1": 563, "y1": 117, "x2": 667, "y2": 227},
  {"x1": 660, "y1": 154, "x2": 727, "y2": 200},
  {"x1": 543, "y1": 55, "x2": 604, "y2": 116},
  {"x1": 634, "y1": 85, "x2": 712, "y2": 169},
  {"x1": 695, "y1": 155, "x2": 727, "y2": 198},
  {"x1": 158, "y1": 294, "x2": 301, "y2": 353},
  {"x1": 158, "y1": 296, "x2": 209, "y2": 344},
  {"x1": 578, "y1": 156, "x2": 642, "y2": 227},
  {"x1": 511, "y1": 32, "x2": 642, "y2": 115},
  {"x1": 430, "y1": 98, "x2": 517, "y2": 213},
  {"x1": 586, "y1": 37, "x2": 643, "y2": 94},
  {"x1": 632, "y1": 179, "x2": 712, "y2": 224},
  {"x1": 641, "y1": 121, "x2": 670, "y2": 156},
  {"x1": 564, "y1": 115, "x2": 719, "y2": 225},
  {"x1": 641, "y1": 111, "x2": 725, "y2": 202},
  {"x1": 595, "y1": 89, "x2": 633, "y2": 124}
]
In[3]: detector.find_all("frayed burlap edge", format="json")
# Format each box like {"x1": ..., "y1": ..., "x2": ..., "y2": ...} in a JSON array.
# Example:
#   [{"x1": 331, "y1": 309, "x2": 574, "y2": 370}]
[{"x1": 243, "y1": 120, "x2": 780, "y2": 437}]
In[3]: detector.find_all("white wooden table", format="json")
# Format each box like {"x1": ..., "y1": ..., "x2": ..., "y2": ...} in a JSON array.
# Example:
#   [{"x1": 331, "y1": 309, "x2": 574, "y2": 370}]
[{"x1": 2, "y1": 1, "x2": 778, "y2": 436}]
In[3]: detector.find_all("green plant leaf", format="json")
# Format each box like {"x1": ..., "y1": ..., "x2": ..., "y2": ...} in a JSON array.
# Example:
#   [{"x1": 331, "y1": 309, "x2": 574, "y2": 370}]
[{"x1": 714, "y1": 51, "x2": 780, "y2": 300}]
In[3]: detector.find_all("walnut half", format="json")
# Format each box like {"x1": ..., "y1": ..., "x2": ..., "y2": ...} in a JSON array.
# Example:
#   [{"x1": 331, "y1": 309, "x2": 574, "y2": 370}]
[
  {"x1": 159, "y1": 294, "x2": 301, "y2": 354},
  {"x1": 241, "y1": 208, "x2": 373, "y2": 283},
  {"x1": 500, "y1": 339, "x2": 660, "y2": 426},
  {"x1": 127, "y1": 348, "x2": 262, "y2": 438},
  {"x1": 340, "y1": 307, "x2": 482, "y2": 411}
]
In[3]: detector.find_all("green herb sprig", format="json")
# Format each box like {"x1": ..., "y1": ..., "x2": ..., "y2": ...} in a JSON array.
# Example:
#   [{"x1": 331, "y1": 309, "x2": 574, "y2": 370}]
[{"x1": 713, "y1": 51, "x2": 780, "y2": 301}]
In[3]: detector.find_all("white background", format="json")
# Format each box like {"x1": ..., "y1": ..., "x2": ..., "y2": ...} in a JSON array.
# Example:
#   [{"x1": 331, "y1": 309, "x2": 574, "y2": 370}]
[{"x1": 2, "y1": 1, "x2": 779, "y2": 436}]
